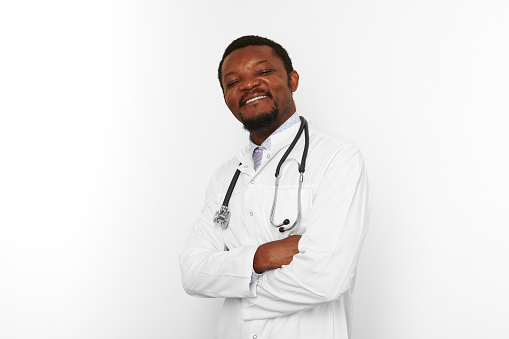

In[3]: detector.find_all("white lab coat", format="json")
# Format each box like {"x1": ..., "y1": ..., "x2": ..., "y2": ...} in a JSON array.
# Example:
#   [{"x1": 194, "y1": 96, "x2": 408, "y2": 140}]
[{"x1": 179, "y1": 120, "x2": 371, "y2": 339}]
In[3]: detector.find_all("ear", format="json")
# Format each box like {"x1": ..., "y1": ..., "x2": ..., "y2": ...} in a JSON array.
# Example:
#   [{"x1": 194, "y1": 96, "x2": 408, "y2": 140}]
[{"x1": 289, "y1": 70, "x2": 299, "y2": 92}]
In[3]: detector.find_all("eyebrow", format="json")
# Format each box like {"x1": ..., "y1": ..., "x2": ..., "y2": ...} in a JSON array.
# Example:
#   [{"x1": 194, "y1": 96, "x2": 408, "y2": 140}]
[{"x1": 223, "y1": 60, "x2": 270, "y2": 80}]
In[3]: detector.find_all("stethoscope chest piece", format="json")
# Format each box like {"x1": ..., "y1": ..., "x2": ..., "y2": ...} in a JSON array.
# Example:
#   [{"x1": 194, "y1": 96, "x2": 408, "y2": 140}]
[{"x1": 213, "y1": 205, "x2": 231, "y2": 229}]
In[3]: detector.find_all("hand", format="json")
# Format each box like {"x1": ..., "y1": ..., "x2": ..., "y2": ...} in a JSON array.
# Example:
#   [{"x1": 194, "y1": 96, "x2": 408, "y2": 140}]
[{"x1": 253, "y1": 235, "x2": 302, "y2": 274}]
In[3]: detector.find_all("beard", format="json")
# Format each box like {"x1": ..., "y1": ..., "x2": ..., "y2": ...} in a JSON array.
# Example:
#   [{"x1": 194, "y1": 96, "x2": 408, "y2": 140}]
[{"x1": 240, "y1": 104, "x2": 279, "y2": 132}]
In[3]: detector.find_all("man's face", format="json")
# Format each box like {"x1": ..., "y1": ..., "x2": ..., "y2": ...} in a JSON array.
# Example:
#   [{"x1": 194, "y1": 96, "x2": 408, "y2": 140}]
[{"x1": 221, "y1": 45, "x2": 299, "y2": 132}]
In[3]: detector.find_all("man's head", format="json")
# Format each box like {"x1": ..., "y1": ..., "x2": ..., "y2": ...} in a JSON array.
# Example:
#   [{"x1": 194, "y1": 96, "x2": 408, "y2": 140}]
[
  {"x1": 218, "y1": 36, "x2": 294, "y2": 91},
  {"x1": 218, "y1": 36, "x2": 299, "y2": 140}
]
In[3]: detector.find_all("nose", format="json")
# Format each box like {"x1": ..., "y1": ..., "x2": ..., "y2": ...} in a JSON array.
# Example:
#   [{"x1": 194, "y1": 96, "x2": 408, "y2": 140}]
[{"x1": 239, "y1": 76, "x2": 261, "y2": 91}]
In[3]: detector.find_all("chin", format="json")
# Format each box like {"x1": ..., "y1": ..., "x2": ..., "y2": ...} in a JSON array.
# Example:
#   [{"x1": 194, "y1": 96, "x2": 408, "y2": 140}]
[{"x1": 241, "y1": 108, "x2": 279, "y2": 132}]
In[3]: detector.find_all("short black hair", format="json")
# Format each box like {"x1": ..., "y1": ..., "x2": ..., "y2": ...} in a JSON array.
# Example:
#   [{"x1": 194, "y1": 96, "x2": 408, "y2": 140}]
[{"x1": 217, "y1": 35, "x2": 294, "y2": 91}]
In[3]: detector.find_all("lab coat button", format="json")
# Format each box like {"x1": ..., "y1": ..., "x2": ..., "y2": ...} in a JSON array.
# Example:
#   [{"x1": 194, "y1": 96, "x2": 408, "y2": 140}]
[
  {"x1": 267, "y1": 154, "x2": 270, "y2": 158},
  {"x1": 253, "y1": 336, "x2": 257, "y2": 339},
  {"x1": 251, "y1": 180, "x2": 255, "y2": 184},
  {"x1": 250, "y1": 212, "x2": 253, "y2": 216},
  {"x1": 244, "y1": 165, "x2": 248, "y2": 168}
]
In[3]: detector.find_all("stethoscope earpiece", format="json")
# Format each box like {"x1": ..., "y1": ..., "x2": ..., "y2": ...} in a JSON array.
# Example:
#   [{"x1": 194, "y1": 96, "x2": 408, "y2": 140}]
[{"x1": 278, "y1": 219, "x2": 290, "y2": 233}]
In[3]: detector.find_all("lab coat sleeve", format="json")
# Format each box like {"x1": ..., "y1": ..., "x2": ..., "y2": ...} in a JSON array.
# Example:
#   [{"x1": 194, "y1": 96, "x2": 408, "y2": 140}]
[
  {"x1": 242, "y1": 144, "x2": 371, "y2": 320},
  {"x1": 179, "y1": 172, "x2": 259, "y2": 299}
]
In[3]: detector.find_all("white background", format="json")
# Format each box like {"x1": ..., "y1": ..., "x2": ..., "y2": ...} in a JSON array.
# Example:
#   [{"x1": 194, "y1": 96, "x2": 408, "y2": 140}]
[{"x1": 1, "y1": 1, "x2": 508, "y2": 338}]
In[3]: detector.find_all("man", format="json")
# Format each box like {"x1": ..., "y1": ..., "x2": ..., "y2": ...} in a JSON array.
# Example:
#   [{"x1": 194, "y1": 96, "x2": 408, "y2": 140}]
[{"x1": 179, "y1": 35, "x2": 371, "y2": 339}]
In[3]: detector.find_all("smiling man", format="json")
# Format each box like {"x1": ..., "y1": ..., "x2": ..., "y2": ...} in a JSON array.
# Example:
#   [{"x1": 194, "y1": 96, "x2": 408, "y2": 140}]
[
  {"x1": 220, "y1": 43, "x2": 299, "y2": 145},
  {"x1": 179, "y1": 35, "x2": 371, "y2": 339}
]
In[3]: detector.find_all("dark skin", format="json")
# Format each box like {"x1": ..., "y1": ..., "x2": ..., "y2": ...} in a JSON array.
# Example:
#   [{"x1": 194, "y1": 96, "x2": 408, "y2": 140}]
[
  {"x1": 221, "y1": 45, "x2": 300, "y2": 145},
  {"x1": 221, "y1": 45, "x2": 302, "y2": 273},
  {"x1": 252, "y1": 235, "x2": 302, "y2": 274}
]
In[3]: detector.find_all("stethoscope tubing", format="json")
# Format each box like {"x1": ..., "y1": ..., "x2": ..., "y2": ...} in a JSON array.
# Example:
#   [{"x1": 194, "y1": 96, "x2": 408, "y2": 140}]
[
  {"x1": 270, "y1": 160, "x2": 304, "y2": 232},
  {"x1": 270, "y1": 117, "x2": 309, "y2": 232},
  {"x1": 213, "y1": 116, "x2": 309, "y2": 232},
  {"x1": 275, "y1": 117, "x2": 309, "y2": 176}
]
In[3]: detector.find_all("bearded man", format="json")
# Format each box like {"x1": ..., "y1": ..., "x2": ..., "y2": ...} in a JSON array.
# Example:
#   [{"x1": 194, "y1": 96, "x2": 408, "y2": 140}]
[{"x1": 179, "y1": 35, "x2": 371, "y2": 339}]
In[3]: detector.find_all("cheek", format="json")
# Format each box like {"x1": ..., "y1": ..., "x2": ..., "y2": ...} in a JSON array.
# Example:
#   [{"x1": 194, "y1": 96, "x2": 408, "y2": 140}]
[
  {"x1": 274, "y1": 83, "x2": 292, "y2": 101},
  {"x1": 225, "y1": 92, "x2": 237, "y2": 110}
]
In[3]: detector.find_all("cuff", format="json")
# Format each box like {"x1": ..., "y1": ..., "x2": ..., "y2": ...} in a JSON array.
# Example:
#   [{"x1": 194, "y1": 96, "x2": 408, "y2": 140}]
[{"x1": 250, "y1": 269, "x2": 265, "y2": 284}]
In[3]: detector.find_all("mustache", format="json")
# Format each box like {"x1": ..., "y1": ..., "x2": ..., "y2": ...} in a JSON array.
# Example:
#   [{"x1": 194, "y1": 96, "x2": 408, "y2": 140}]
[{"x1": 239, "y1": 89, "x2": 273, "y2": 108}]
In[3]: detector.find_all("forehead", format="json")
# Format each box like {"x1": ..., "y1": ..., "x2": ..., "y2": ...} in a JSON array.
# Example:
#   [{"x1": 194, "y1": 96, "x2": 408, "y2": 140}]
[{"x1": 222, "y1": 45, "x2": 285, "y2": 77}]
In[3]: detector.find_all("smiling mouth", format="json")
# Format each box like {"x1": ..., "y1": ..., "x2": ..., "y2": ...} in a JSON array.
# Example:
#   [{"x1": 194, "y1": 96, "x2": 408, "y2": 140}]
[{"x1": 244, "y1": 95, "x2": 268, "y2": 106}]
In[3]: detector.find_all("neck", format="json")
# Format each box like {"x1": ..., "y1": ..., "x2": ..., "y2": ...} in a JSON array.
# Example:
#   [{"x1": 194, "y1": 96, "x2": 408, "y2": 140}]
[{"x1": 250, "y1": 128, "x2": 274, "y2": 146}]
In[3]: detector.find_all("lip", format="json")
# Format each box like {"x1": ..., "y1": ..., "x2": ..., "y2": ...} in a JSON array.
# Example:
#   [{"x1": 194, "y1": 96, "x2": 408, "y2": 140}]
[{"x1": 239, "y1": 91, "x2": 272, "y2": 107}]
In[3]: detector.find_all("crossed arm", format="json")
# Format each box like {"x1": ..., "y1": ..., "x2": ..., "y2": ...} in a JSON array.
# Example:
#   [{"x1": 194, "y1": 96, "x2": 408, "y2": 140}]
[
  {"x1": 253, "y1": 235, "x2": 302, "y2": 274},
  {"x1": 180, "y1": 145, "x2": 370, "y2": 319}
]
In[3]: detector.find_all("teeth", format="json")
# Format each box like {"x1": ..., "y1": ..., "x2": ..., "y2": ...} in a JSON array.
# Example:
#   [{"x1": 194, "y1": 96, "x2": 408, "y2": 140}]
[{"x1": 245, "y1": 95, "x2": 267, "y2": 105}]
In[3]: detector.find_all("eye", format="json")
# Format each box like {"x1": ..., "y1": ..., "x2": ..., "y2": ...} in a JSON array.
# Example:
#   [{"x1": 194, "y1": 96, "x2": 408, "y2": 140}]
[
  {"x1": 258, "y1": 69, "x2": 272, "y2": 75},
  {"x1": 226, "y1": 80, "x2": 239, "y2": 88}
]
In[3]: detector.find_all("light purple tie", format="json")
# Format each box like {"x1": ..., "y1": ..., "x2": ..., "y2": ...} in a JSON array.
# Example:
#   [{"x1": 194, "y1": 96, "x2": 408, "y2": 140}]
[{"x1": 253, "y1": 147, "x2": 264, "y2": 171}]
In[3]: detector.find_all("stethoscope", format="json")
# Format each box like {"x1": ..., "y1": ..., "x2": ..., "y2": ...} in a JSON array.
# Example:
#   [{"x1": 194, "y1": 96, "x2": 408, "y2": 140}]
[{"x1": 213, "y1": 116, "x2": 309, "y2": 233}]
